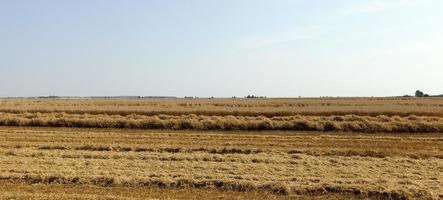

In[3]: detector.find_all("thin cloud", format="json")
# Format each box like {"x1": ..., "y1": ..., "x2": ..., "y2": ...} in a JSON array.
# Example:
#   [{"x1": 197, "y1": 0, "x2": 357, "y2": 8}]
[
  {"x1": 236, "y1": 26, "x2": 319, "y2": 51},
  {"x1": 341, "y1": 0, "x2": 418, "y2": 15},
  {"x1": 235, "y1": 0, "x2": 422, "y2": 52}
]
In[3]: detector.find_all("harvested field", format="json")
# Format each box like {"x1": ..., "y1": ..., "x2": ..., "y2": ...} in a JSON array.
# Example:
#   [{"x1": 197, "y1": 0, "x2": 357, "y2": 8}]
[
  {"x1": 1, "y1": 98, "x2": 443, "y2": 133},
  {"x1": 1, "y1": 112, "x2": 443, "y2": 133},
  {"x1": 4, "y1": 0, "x2": 442, "y2": 199},
  {"x1": 0, "y1": 181, "x2": 368, "y2": 200},
  {"x1": 0, "y1": 127, "x2": 442, "y2": 199},
  {"x1": 1, "y1": 98, "x2": 443, "y2": 117},
  {"x1": 0, "y1": 98, "x2": 442, "y2": 199}
]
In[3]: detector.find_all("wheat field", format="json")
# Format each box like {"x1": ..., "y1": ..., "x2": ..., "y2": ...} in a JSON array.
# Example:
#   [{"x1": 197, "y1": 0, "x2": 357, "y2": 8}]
[
  {"x1": 2, "y1": 98, "x2": 443, "y2": 117},
  {"x1": 1, "y1": 98, "x2": 443, "y2": 133},
  {"x1": 0, "y1": 98, "x2": 442, "y2": 199}
]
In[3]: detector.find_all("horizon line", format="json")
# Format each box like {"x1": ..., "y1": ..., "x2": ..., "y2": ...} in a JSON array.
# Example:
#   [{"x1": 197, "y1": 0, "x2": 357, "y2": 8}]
[{"x1": 1, "y1": 95, "x2": 442, "y2": 99}]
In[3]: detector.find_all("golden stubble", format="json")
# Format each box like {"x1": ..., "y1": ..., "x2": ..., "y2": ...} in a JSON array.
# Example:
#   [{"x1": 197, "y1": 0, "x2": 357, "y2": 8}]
[{"x1": 0, "y1": 127, "x2": 442, "y2": 199}]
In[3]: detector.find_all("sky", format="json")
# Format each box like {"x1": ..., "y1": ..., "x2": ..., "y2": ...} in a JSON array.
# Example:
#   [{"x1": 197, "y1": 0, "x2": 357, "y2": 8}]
[{"x1": 1, "y1": 0, "x2": 442, "y2": 97}]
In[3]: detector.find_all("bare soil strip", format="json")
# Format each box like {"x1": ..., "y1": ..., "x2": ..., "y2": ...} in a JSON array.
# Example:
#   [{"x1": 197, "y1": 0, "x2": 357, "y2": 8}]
[{"x1": 0, "y1": 181, "x2": 371, "y2": 200}]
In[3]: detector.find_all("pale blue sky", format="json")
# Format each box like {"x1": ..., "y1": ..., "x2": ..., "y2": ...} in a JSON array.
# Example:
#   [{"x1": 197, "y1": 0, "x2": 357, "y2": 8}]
[{"x1": 1, "y1": 0, "x2": 442, "y2": 97}]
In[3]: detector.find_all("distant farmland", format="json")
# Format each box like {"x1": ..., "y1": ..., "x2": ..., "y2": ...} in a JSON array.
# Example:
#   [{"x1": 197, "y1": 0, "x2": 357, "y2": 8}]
[{"x1": 0, "y1": 98, "x2": 442, "y2": 199}]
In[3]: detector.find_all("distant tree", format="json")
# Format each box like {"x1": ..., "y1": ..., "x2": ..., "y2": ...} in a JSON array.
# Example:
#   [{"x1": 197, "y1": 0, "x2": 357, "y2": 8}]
[
  {"x1": 423, "y1": 94, "x2": 430, "y2": 97},
  {"x1": 415, "y1": 90, "x2": 424, "y2": 97}
]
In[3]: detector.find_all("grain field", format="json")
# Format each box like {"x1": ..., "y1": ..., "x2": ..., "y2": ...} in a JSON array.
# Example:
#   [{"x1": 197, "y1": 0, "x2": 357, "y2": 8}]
[
  {"x1": 0, "y1": 127, "x2": 442, "y2": 199},
  {"x1": 0, "y1": 98, "x2": 442, "y2": 199}
]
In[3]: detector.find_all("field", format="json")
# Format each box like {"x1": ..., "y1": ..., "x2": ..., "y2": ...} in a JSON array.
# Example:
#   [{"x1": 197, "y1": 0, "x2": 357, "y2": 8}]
[{"x1": 0, "y1": 98, "x2": 442, "y2": 199}]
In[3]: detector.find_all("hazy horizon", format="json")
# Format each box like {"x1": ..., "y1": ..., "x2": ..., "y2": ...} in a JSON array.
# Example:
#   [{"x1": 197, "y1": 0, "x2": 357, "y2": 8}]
[
  {"x1": 0, "y1": 91, "x2": 439, "y2": 98},
  {"x1": 1, "y1": 0, "x2": 442, "y2": 97}
]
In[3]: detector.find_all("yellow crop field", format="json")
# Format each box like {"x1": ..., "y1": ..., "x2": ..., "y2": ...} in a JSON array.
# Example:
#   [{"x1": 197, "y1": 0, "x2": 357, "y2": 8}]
[
  {"x1": 2, "y1": 98, "x2": 443, "y2": 117},
  {"x1": 0, "y1": 98, "x2": 442, "y2": 199},
  {"x1": 4, "y1": 0, "x2": 442, "y2": 199}
]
